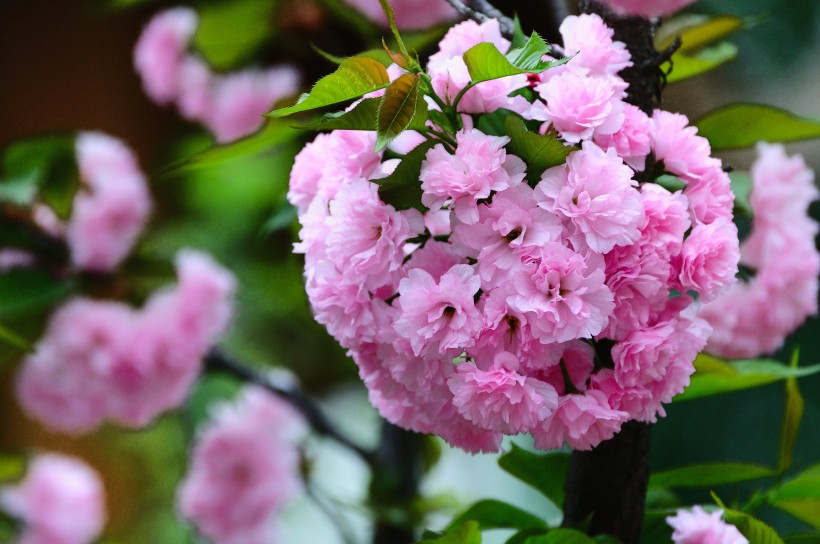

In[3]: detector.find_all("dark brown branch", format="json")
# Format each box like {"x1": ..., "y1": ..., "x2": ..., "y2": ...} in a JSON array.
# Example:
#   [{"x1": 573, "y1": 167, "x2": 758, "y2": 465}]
[
  {"x1": 443, "y1": 0, "x2": 514, "y2": 36},
  {"x1": 204, "y1": 349, "x2": 376, "y2": 466}
]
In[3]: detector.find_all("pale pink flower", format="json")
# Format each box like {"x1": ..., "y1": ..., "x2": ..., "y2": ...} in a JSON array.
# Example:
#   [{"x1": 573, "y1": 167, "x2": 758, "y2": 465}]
[
  {"x1": 559, "y1": 14, "x2": 632, "y2": 77},
  {"x1": 536, "y1": 142, "x2": 643, "y2": 253},
  {"x1": 532, "y1": 390, "x2": 627, "y2": 451},
  {"x1": 343, "y1": 0, "x2": 458, "y2": 29},
  {"x1": 638, "y1": 183, "x2": 690, "y2": 258},
  {"x1": 0, "y1": 453, "x2": 106, "y2": 544},
  {"x1": 178, "y1": 386, "x2": 305, "y2": 544},
  {"x1": 594, "y1": 103, "x2": 651, "y2": 170},
  {"x1": 448, "y1": 352, "x2": 558, "y2": 434},
  {"x1": 750, "y1": 142, "x2": 819, "y2": 224},
  {"x1": 395, "y1": 264, "x2": 482, "y2": 357},
  {"x1": 68, "y1": 132, "x2": 152, "y2": 272},
  {"x1": 420, "y1": 129, "x2": 526, "y2": 224},
  {"x1": 599, "y1": 0, "x2": 698, "y2": 18},
  {"x1": 203, "y1": 66, "x2": 301, "y2": 143},
  {"x1": 534, "y1": 71, "x2": 625, "y2": 144},
  {"x1": 651, "y1": 110, "x2": 719, "y2": 180},
  {"x1": 177, "y1": 57, "x2": 214, "y2": 121},
  {"x1": 134, "y1": 7, "x2": 198, "y2": 104},
  {"x1": 677, "y1": 217, "x2": 739, "y2": 302},
  {"x1": 0, "y1": 249, "x2": 34, "y2": 271},
  {"x1": 428, "y1": 19, "x2": 508, "y2": 74},
  {"x1": 508, "y1": 243, "x2": 614, "y2": 343},
  {"x1": 684, "y1": 166, "x2": 734, "y2": 225},
  {"x1": 667, "y1": 506, "x2": 748, "y2": 544},
  {"x1": 405, "y1": 240, "x2": 468, "y2": 281}
]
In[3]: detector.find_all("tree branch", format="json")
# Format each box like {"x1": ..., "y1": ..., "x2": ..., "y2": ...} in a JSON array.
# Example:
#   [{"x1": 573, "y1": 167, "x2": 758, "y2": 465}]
[
  {"x1": 444, "y1": 0, "x2": 514, "y2": 36},
  {"x1": 204, "y1": 349, "x2": 376, "y2": 466}
]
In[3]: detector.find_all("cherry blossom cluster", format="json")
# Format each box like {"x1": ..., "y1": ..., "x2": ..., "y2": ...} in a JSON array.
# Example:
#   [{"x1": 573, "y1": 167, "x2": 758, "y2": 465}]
[
  {"x1": 178, "y1": 385, "x2": 305, "y2": 544},
  {"x1": 666, "y1": 506, "x2": 748, "y2": 544},
  {"x1": 702, "y1": 143, "x2": 819, "y2": 358},
  {"x1": 134, "y1": 8, "x2": 301, "y2": 143},
  {"x1": 289, "y1": 15, "x2": 740, "y2": 452},
  {"x1": 598, "y1": 0, "x2": 698, "y2": 18},
  {"x1": 343, "y1": 0, "x2": 458, "y2": 29},
  {"x1": 0, "y1": 453, "x2": 106, "y2": 544},
  {"x1": 16, "y1": 249, "x2": 236, "y2": 434}
]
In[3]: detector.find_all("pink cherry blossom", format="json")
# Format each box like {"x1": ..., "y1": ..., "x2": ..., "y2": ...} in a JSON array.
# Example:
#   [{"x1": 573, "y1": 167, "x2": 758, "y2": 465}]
[
  {"x1": 684, "y1": 166, "x2": 734, "y2": 225},
  {"x1": 134, "y1": 7, "x2": 198, "y2": 104},
  {"x1": 594, "y1": 103, "x2": 651, "y2": 170},
  {"x1": 651, "y1": 110, "x2": 720, "y2": 180},
  {"x1": 420, "y1": 129, "x2": 526, "y2": 223},
  {"x1": 343, "y1": 0, "x2": 458, "y2": 29},
  {"x1": 0, "y1": 453, "x2": 106, "y2": 544},
  {"x1": 677, "y1": 217, "x2": 739, "y2": 302},
  {"x1": 532, "y1": 390, "x2": 627, "y2": 451},
  {"x1": 559, "y1": 14, "x2": 632, "y2": 77},
  {"x1": 68, "y1": 132, "x2": 152, "y2": 272},
  {"x1": 599, "y1": 0, "x2": 698, "y2": 18},
  {"x1": 178, "y1": 386, "x2": 305, "y2": 544},
  {"x1": 536, "y1": 142, "x2": 644, "y2": 253},
  {"x1": 667, "y1": 506, "x2": 748, "y2": 544}
]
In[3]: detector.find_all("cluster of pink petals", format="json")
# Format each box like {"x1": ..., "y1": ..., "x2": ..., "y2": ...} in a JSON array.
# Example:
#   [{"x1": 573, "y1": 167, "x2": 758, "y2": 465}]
[
  {"x1": 134, "y1": 8, "x2": 300, "y2": 142},
  {"x1": 0, "y1": 453, "x2": 106, "y2": 544},
  {"x1": 289, "y1": 15, "x2": 738, "y2": 453},
  {"x1": 343, "y1": 0, "x2": 458, "y2": 29},
  {"x1": 28, "y1": 132, "x2": 152, "y2": 273},
  {"x1": 701, "y1": 143, "x2": 819, "y2": 358},
  {"x1": 16, "y1": 250, "x2": 235, "y2": 434},
  {"x1": 666, "y1": 506, "x2": 748, "y2": 544},
  {"x1": 598, "y1": 0, "x2": 698, "y2": 18},
  {"x1": 178, "y1": 386, "x2": 305, "y2": 544}
]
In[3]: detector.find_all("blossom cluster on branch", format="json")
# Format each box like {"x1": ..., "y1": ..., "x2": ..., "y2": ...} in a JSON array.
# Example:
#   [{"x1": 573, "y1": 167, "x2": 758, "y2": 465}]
[{"x1": 288, "y1": 14, "x2": 740, "y2": 453}]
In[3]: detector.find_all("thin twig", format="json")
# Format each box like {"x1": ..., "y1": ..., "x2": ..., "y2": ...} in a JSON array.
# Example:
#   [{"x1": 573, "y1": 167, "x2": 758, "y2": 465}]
[
  {"x1": 444, "y1": 0, "x2": 514, "y2": 36},
  {"x1": 204, "y1": 349, "x2": 376, "y2": 466}
]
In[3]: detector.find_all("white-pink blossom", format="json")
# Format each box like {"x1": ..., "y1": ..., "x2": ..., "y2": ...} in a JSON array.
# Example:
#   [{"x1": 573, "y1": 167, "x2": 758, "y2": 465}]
[
  {"x1": 667, "y1": 506, "x2": 748, "y2": 544},
  {"x1": 599, "y1": 0, "x2": 698, "y2": 18},
  {"x1": 343, "y1": 0, "x2": 458, "y2": 29}
]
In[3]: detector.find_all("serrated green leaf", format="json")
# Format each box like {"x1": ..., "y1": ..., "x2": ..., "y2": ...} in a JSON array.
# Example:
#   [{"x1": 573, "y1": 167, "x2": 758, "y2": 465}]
[
  {"x1": 0, "y1": 270, "x2": 71, "y2": 321},
  {"x1": 377, "y1": 74, "x2": 424, "y2": 151},
  {"x1": 657, "y1": 15, "x2": 745, "y2": 53},
  {"x1": 420, "y1": 520, "x2": 481, "y2": 544},
  {"x1": 498, "y1": 444, "x2": 570, "y2": 508},
  {"x1": 505, "y1": 32, "x2": 551, "y2": 71},
  {"x1": 779, "y1": 351, "x2": 804, "y2": 473},
  {"x1": 463, "y1": 41, "x2": 569, "y2": 84},
  {"x1": 721, "y1": 508, "x2": 786, "y2": 544},
  {"x1": 306, "y1": 97, "x2": 427, "y2": 133},
  {"x1": 676, "y1": 354, "x2": 820, "y2": 401},
  {"x1": 373, "y1": 140, "x2": 435, "y2": 211},
  {"x1": 194, "y1": 0, "x2": 274, "y2": 69},
  {"x1": 649, "y1": 462, "x2": 775, "y2": 489},
  {"x1": 267, "y1": 57, "x2": 390, "y2": 118},
  {"x1": 504, "y1": 116, "x2": 573, "y2": 183},
  {"x1": 665, "y1": 41, "x2": 738, "y2": 83},
  {"x1": 695, "y1": 104, "x2": 820, "y2": 150},
  {"x1": 511, "y1": 16, "x2": 528, "y2": 49},
  {"x1": 447, "y1": 500, "x2": 548, "y2": 533},
  {"x1": 772, "y1": 465, "x2": 820, "y2": 529}
]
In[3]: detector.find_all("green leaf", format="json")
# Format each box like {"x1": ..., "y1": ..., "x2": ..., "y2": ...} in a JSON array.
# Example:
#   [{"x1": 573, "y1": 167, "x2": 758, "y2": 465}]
[
  {"x1": 729, "y1": 172, "x2": 752, "y2": 215},
  {"x1": 665, "y1": 42, "x2": 738, "y2": 84},
  {"x1": 463, "y1": 40, "x2": 569, "y2": 84},
  {"x1": 377, "y1": 0, "x2": 410, "y2": 59},
  {"x1": 676, "y1": 354, "x2": 820, "y2": 401},
  {"x1": 0, "y1": 453, "x2": 26, "y2": 483},
  {"x1": 0, "y1": 322, "x2": 33, "y2": 353},
  {"x1": 261, "y1": 202, "x2": 297, "y2": 235},
  {"x1": 194, "y1": 0, "x2": 274, "y2": 69},
  {"x1": 2, "y1": 135, "x2": 79, "y2": 218},
  {"x1": 377, "y1": 74, "x2": 424, "y2": 151},
  {"x1": 784, "y1": 534, "x2": 820, "y2": 543},
  {"x1": 504, "y1": 116, "x2": 573, "y2": 183},
  {"x1": 0, "y1": 270, "x2": 71, "y2": 321},
  {"x1": 498, "y1": 444, "x2": 570, "y2": 508},
  {"x1": 695, "y1": 104, "x2": 820, "y2": 150},
  {"x1": 505, "y1": 32, "x2": 552, "y2": 72},
  {"x1": 772, "y1": 464, "x2": 820, "y2": 529},
  {"x1": 267, "y1": 57, "x2": 390, "y2": 118},
  {"x1": 779, "y1": 350, "x2": 804, "y2": 473},
  {"x1": 447, "y1": 500, "x2": 548, "y2": 533},
  {"x1": 656, "y1": 15, "x2": 745, "y2": 53},
  {"x1": 721, "y1": 507, "x2": 786, "y2": 544},
  {"x1": 512, "y1": 528, "x2": 598, "y2": 544},
  {"x1": 649, "y1": 462, "x2": 775, "y2": 489},
  {"x1": 420, "y1": 521, "x2": 481, "y2": 544},
  {"x1": 373, "y1": 140, "x2": 435, "y2": 211}
]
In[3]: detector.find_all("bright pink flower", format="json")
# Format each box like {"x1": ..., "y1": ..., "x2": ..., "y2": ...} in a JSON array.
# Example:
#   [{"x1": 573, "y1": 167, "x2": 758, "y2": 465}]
[
  {"x1": 534, "y1": 71, "x2": 625, "y2": 143},
  {"x1": 667, "y1": 506, "x2": 748, "y2": 544},
  {"x1": 598, "y1": 0, "x2": 698, "y2": 18},
  {"x1": 532, "y1": 390, "x2": 627, "y2": 451},
  {"x1": 405, "y1": 240, "x2": 468, "y2": 281},
  {"x1": 1, "y1": 453, "x2": 106, "y2": 544},
  {"x1": 537, "y1": 142, "x2": 643, "y2": 253},
  {"x1": 420, "y1": 129, "x2": 526, "y2": 224},
  {"x1": 448, "y1": 352, "x2": 558, "y2": 434},
  {"x1": 509, "y1": 243, "x2": 614, "y2": 343},
  {"x1": 638, "y1": 183, "x2": 690, "y2": 258},
  {"x1": 203, "y1": 67, "x2": 301, "y2": 143},
  {"x1": 178, "y1": 386, "x2": 305, "y2": 544},
  {"x1": 651, "y1": 110, "x2": 720, "y2": 180},
  {"x1": 134, "y1": 7, "x2": 198, "y2": 104},
  {"x1": 68, "y1": 132, "x2": 152, "y2": 272},
  {"x1": 594, "y1": 103, "x2": 651, "y2": 170},
  {"x1": 395, "y1": 264, "x2": 482, "y2": 356},
  {"x1": 343, "y1": 0, "x2": 458, "y2": 29},
  {"x1": 559, "y1": 14, "x2": 632, "y2": 77},
  {"x1": 684, "y1": 166, "x2": 734, "y2": 225},
  {"x1": 677, "y1": 217, "x2": 739, "y2": 302}
]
